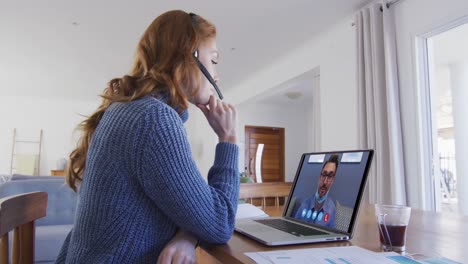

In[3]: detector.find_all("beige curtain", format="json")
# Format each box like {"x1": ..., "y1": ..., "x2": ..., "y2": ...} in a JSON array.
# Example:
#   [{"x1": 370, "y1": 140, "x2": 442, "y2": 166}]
[{"x1": 356, "y1": 2, "x2": 407, "y2": 205}]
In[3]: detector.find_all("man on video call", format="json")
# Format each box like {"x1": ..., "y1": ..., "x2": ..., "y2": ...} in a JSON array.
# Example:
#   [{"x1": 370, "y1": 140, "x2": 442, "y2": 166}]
[{"x1": 294, "y1": 154, "x2": 339, "y2": 228}]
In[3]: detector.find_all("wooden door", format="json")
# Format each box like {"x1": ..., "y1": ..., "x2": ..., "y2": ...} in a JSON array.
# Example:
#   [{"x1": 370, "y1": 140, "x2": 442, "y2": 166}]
[{"x1": 245, "y1": 126, "x2": 285, "y2": 183}]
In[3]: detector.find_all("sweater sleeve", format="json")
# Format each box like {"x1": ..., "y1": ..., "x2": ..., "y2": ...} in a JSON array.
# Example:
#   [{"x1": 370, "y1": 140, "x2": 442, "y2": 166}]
[{"x1": 135, "y1": 105, "x2": 239, "y2": 244}]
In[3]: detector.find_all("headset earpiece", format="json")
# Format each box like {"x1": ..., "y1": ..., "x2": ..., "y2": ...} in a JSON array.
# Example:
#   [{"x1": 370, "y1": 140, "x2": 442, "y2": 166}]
[{"x1": 189, "y1": 12, "x2": 224, "y2": 100}]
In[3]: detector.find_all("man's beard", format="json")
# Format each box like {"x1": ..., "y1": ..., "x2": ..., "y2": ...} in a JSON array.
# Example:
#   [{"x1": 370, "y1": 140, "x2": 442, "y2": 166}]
[{"x1": 318, "y1": 185, "x2": 327, "y2": 196}]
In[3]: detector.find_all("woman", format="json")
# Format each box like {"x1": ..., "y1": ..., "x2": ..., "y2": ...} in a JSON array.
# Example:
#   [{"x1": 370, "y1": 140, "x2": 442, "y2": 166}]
[{"x1": 56, "y1": 10, "x2": 239, "y2": 263}]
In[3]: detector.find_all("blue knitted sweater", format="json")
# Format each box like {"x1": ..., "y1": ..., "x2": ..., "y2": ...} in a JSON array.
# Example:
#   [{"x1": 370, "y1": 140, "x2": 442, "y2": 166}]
[{"x1": 56, "y1": 96, "x2": 239, "y2": 263}]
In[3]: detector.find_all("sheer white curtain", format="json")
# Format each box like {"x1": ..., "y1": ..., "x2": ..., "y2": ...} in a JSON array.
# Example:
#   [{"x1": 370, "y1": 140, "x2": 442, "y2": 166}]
[{"x1": 355, "y1": 1, "x2": 407, "y2": 205}]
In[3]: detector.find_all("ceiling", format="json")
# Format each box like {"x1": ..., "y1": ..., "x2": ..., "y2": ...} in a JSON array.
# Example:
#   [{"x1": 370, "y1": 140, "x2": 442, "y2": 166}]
[
  {"x1": 244, "y1": 69, "x2": 318, "y2": 106},
  {"x1": 0, "y1": 0, "x2": 371, "y2": 100}
]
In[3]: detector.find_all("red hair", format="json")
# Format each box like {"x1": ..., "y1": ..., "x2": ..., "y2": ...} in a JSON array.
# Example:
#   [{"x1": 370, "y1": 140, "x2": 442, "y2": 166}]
[{"x1": 66, "y1": 10, "x2": 216, "y2": 191}]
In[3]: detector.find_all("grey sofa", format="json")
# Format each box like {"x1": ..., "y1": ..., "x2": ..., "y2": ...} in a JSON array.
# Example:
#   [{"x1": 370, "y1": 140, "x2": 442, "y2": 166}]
[
  {"x1": 11, "y1": 174, "x2": 60, "y2": 181},
  {"x1": 0, "y1": 178, "x2": 77, "y2": 263}
]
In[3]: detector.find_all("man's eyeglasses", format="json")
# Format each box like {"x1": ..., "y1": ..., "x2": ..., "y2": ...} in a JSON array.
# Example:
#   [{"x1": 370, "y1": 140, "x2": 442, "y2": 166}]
[{"x1": 320, "y1": 171, "x2": 336, "y2": 182}]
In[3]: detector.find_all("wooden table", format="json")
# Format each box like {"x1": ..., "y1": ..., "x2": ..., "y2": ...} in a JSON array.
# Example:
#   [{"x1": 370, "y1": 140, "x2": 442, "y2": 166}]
[
  {"x1": 50, "y1": 170, "x2": 65, "y2": 176},
  {"x1": 201, "y1": 204, "x2": 468, "y2": 263}
]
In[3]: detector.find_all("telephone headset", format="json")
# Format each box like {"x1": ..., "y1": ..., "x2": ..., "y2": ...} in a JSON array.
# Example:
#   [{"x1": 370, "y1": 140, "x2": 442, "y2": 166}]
[{"x1": 189, "y1": 12, "x2": 224, "y2": 100}]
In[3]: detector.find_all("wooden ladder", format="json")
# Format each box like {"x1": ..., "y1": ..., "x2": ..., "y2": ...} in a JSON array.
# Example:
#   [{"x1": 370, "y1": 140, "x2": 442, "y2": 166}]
[{"x1": 9, "y1": 128, "x2": 43, "y2": 175}]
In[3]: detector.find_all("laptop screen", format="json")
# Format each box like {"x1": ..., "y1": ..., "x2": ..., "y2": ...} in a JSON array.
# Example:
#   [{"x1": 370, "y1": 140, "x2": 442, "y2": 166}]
[{"x1": 284, "y1": 150, "x2": 373, "y2": 234}]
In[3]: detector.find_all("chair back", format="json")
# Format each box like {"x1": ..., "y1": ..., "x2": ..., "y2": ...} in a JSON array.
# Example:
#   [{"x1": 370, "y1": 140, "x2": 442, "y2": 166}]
[
  {"x1": 0, "y1": 179, "x2": 76, "y2": 226},
  {"x1": 239, "y1": 182, "x2": 292, "y2": 208},
  {"x1": 0, "y1": 191, "x2": 47, "y2": 264}
]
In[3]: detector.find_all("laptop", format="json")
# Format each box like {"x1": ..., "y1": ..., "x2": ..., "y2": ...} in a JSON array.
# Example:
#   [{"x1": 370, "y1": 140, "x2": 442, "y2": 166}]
[{"x1": 235, "y1": 149, "x2": 374, "y2": 246}]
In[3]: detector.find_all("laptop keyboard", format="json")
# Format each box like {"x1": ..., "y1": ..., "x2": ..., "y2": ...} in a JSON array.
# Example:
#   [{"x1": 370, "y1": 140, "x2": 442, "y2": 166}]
[{"x1": 255, "y1": 219, "x2": 328, "y2": 237}]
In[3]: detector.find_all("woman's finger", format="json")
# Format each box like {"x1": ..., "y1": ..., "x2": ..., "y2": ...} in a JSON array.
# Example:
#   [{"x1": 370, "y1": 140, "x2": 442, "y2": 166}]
[
  {"x1": 221, "y1": 102, "x2": 230, "y2": 112},
  {"x1": 209, "y1": 95, "x2": 217, "y2": 111},
  {"x1": 156, "y1": 252, "x2": 170, "y2": 264}
]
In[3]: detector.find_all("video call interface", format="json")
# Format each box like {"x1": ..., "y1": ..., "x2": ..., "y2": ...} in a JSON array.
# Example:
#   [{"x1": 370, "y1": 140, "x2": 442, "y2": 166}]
[{"x1": 287, "y1": 151, "x2": 371, "y2": 233}]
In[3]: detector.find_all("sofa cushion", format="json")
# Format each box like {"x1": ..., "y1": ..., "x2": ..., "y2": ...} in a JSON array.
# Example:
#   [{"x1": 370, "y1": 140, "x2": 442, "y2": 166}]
[
  {"x1": 35, "y1": 225, "x2": 73, "y2": 262},
  {"x1": 11, "y1": 174, "x2": 63, "y2": 181}
]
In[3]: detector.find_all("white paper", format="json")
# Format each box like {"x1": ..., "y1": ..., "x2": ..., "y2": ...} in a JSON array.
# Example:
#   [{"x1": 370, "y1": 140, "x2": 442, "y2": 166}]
[
  {"x1": 245, "y1": 246, "x2": 420, "y2": 264},
  {"x1": 236, "y1": 203, "x2": 269, "y2": 219}
]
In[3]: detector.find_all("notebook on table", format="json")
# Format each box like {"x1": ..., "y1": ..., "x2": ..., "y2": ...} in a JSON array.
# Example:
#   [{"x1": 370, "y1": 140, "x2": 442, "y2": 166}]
[{"x1": 235, "y1": 149, "x2": 374, "y2": 246}]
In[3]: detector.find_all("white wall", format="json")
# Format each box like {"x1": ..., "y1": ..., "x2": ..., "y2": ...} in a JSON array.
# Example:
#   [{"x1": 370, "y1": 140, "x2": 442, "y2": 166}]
[
  {"x1": 237, "y1": 103, "x2": 309, "y2": 182},
  {"x1": 393, "y1": 0, "x2": 468, "y2": 209},
  {"x1": 450, "y1": 62, "x2": 468, "y2": 215},
  {"x1": 0, "y1": 96, "x2": 98, "y2": 175},
  {"x1": 226, "y1": 19, "x2": 358, "y2": 152}
]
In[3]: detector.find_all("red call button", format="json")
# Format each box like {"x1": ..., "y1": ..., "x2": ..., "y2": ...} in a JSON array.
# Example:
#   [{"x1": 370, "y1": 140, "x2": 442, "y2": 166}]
[{"x1": 324, "y1": 213, "x2": 329, "y2": 222}]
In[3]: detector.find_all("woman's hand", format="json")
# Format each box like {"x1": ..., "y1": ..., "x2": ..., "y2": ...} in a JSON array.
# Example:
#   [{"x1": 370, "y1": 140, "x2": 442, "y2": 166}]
[
  {"x1": 197, "y1": 95, "x2": 237, "y2": 144},
  {"x1": 157, "y1": 230, "x2": 198, "y2": 264}
]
